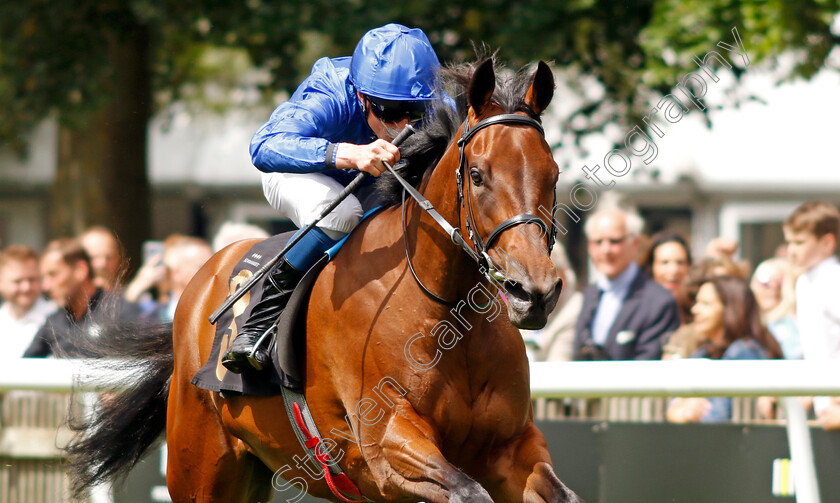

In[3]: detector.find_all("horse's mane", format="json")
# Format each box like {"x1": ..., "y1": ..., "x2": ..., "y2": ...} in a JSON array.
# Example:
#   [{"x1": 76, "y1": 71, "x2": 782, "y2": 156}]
[{"x1": 373, "y1": 58, "x2": 542, "y2": 206}]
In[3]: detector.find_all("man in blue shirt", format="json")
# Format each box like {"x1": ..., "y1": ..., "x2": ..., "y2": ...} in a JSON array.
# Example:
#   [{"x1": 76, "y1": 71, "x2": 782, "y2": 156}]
[{"x1": 222, "y1": 24, "x2": 441, "y2": 373}]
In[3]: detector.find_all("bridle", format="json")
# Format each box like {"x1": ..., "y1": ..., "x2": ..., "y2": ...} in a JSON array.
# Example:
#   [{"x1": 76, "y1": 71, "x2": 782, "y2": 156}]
[{"x1": 398, "y1": 112, "x2": 558, "y2": 307}]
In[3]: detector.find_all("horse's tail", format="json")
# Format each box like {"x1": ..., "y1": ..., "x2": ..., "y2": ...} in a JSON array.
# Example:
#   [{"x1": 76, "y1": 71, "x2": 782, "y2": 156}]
[{"x1": 64, "y1": 320, "x2": 174, "y2": 498}]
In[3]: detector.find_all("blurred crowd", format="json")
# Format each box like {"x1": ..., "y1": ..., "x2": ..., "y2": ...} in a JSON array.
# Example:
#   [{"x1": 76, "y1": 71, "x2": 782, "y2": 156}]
[
  {"x1": 520, "y1": 200, "x2": 840, "y2": 429},
  {"x1": 0, "y1": 222, "x2": 267, "y2": 359},
  {"x1": 1, "y1": 202, "x2": 839, "y2": 429}
]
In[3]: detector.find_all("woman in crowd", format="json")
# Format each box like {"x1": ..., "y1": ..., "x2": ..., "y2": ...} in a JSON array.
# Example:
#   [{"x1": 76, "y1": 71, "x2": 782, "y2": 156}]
[
  {"x1": 661, "y1": 250, "x2": 753, "y2": 359},
  {"x1": 642, "y1": 231, "x2": 692, "y2": 321},
  {"x1": 644, "y1": 231, "x2": 691, "y2": 297},
  {"x1": 667, "y1": 275, "x2": 783, "y2": 423},
  {"x1": 750, "y1": 257, "x2": 801, "y2": 359}
]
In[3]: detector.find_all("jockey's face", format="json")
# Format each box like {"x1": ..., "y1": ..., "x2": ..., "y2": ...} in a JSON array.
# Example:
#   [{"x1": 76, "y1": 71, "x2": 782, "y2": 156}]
[{"x1": 358, "y1": 93, "x2": 412, "y2": 142}]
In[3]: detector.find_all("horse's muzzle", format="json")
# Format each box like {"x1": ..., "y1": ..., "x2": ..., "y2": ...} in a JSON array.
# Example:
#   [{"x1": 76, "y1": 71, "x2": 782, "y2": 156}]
[{"x1": 504, "y1": 277, "x2": 563, "y2": 330}]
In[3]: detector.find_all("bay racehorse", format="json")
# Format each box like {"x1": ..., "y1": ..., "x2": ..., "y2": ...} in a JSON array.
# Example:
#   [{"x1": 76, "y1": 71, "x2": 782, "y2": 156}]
[{"x1": 66, "y1": 58, "x2": 584, "y2": 503}]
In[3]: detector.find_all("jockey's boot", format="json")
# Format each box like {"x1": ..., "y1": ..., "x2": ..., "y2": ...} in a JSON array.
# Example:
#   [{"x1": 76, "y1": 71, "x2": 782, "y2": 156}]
[{"x1": 222, "y1": 257, "x2": 303, "y2": 373}]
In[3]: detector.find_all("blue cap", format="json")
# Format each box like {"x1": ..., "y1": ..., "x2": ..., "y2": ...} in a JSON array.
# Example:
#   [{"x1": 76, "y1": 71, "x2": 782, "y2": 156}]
[{"x1": 350, "y1": 24, "x2": 440, "y2": 101}]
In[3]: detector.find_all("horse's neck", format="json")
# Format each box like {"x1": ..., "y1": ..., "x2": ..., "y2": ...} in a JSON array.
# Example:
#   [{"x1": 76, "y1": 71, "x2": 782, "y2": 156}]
[{"x1": 407, "y1": 149, "x2": 484, "y2": 303}]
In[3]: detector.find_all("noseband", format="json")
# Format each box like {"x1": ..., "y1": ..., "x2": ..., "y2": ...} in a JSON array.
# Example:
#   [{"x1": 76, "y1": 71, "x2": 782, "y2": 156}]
[{"x1": 397, "y1": 113, "x2": 558, "y2": 307}]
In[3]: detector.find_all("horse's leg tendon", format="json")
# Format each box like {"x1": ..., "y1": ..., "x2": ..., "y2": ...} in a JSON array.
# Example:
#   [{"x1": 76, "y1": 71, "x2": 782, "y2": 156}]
[{"x1": 367, "y1": 411, "x2": 493, "y2": 503}]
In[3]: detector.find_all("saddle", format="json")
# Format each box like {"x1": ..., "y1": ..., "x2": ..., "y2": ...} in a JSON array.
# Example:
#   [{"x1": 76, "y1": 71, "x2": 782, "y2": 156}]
[
  {"x1": 191, "y1": 207, "x2": 382, "y2": 396},
  {"x1": 190, "y1": 232, "x2": 327, "y2": 395}
]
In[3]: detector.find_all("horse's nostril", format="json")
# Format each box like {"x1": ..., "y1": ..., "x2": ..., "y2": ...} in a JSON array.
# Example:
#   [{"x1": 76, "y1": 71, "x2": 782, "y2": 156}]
[{"x1": 504, "y1": 281, "x2": 530, "y2": 302}]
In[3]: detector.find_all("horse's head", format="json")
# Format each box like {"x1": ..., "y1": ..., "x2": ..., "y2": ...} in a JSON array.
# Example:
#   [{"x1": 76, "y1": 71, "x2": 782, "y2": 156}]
[{"x1": 459, "y1": 59, "x2": 561, "y2": 329}]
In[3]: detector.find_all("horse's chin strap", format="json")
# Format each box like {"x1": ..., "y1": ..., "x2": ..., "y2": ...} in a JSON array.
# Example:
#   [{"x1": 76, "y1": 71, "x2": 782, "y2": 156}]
[{"x1": 390, "y1": 113, "x2": 558, "y2": 306}]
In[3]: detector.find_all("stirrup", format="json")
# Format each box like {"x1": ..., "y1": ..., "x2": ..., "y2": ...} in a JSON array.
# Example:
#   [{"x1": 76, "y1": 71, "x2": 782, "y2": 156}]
[{"x1": 247, "y1": 324, "x2": 277, "y2": 371}]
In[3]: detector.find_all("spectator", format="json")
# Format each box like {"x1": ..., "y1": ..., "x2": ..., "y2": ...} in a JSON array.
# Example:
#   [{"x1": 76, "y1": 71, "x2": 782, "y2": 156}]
[
  {"x1": 24, "y1": 238, "x2": 140, "y2": 358},
  {"x1": 573, "y1": 207, "x2": 680, "y2": 360},
  {"x1": 750, "y1": 258, "x2": 800, "y2": 359},
  {"x1": 818, "y1": 398, "x2": 840, "y2": 430},
  {"x1": 695, "y1": 255, "x2": 748, "y2": 280},
  {"x1": 123, "y1": 241, "x2": 167, "y2": 315},
  {"x1": 521, "y1": 242, "x2": 583, "y2": 362},
  {"x1": 211, "y1": 221, "x2": 270, "y2": 253},
  {"x1": 704, "y1": 237, "x2": 739, "y2": 260},
  {"x1": 127, "y1": 235, "x2": 212, "y2": 322},
  {"x1": 642, "y1": 231, "x2": 692, "y2": 320},
  {"x1": 667, "y1": 275, "x2": 783, "y2": 423},
  {"x1": 0, "y1": 245, "x2": 57, "y2": 358},
  {"x1": 160, "y1": 236, "x2": 212, "y2": 320},
  {"x1": 79, "y1": 226, "x2": 124, "y2": 291},
  {"x1": 662, "y1": 254, "x2": 750, "y2": 359},
  {"x1": 683, "y1": 254, "x2": 748, "y2": 318},
  {"x1": 782, "y1": 201, "x2": 840, "y2": 417}
]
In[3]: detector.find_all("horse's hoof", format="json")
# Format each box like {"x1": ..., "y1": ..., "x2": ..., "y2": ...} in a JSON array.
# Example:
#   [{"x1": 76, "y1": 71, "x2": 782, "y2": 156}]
[{"x1": 449, "y1": 480, "x2": 493, "y2": 503}]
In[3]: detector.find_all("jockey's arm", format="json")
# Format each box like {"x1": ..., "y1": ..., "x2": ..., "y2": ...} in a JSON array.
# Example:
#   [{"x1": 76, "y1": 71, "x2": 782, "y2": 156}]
[
  {"x1": 250, "y1": 91, "x2": 397, "y2": 178},
  {"x1": 250, "y1": 95, "x2": 343, "y2": 174}
]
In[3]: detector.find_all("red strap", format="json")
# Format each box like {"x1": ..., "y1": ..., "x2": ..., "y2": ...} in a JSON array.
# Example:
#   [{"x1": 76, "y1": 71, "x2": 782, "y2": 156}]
[
  {"x1": 291, "y1": 403, "x2": 367, "y2": 502},
  {"x1": 292, "y1": 403, "x2": 320, "y2": 448},
  {"x1": 324, "y1": 468, "x2": 367, "y2": 502}
]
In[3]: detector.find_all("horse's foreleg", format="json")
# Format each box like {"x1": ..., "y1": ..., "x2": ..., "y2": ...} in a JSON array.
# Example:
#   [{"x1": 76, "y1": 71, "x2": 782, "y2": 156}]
[
  {"x1": 363, "y1": 411, "x2": 493, "y2": 503},
  {"x1": 484, "y1": 423, "x2": 584, "y2": 503}
]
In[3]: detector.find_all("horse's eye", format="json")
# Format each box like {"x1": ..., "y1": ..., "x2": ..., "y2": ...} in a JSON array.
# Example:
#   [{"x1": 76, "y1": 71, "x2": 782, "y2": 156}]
[{"x1": 470, "y1": 169, "x2": 483, "y2": 186}]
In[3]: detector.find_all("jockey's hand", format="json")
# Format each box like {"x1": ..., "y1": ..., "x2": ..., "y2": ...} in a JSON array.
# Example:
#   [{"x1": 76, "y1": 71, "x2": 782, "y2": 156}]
[{"x1": 335, "y1": 140, "x2": 400, "y2": 177}]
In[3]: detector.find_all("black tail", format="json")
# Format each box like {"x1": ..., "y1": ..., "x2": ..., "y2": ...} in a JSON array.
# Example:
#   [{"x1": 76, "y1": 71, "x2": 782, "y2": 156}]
[{"x1": 64, "y1": 321, "x2": 174, "y2": 498}]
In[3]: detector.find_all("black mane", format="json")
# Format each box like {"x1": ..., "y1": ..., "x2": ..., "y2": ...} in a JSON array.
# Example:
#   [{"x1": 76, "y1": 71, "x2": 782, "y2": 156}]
[{"x1": 373, "y1": 59, "x2": 542, "y2": 206}]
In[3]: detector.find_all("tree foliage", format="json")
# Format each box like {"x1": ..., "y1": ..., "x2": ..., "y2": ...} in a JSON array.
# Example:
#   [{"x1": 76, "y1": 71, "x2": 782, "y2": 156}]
[{"x1": 2, "y1": 0, "x2": 838, "y2": 147}]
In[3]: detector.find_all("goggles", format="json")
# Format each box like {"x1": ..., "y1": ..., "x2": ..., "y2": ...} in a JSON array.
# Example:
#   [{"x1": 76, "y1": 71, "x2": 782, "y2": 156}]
[{"x1": 365, "y1": 95, "x2": 427, "y2": 124}]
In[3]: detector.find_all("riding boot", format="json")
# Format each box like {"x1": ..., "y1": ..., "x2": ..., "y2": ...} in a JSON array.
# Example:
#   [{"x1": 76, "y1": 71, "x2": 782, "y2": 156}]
[{"x1": 222, "y1": 258, "x2": 303, "y2": 373}]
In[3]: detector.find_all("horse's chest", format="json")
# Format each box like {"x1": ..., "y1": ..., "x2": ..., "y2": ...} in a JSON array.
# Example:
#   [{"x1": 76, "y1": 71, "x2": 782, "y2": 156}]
[{"x1": 432, "y1": 375, "x2": 530, "y2": 448}]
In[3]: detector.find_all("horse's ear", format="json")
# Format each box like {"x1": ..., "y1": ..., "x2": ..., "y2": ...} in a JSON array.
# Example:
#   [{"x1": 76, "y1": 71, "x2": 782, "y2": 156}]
[
  {"x1": 524, "y1": 60, "x2": 554, "y2": 116},
  {"x1": 468, "y1": 58, "x2": 496, "y2": 116}
]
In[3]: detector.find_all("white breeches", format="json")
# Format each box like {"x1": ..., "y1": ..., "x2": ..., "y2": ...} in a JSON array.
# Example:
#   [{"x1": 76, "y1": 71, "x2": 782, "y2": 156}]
[{"x1": 261, "y1": 172, "x2": 363, "y2": 240}]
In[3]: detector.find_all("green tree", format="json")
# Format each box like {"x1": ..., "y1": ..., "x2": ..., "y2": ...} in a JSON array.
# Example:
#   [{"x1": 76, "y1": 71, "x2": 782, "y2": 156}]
[
  {"x1": 0, "y1": 0, "x2": 330, "y2": 268},
  {"x1": 1, "y1": 0, "x2": 838, "y2": 266}
]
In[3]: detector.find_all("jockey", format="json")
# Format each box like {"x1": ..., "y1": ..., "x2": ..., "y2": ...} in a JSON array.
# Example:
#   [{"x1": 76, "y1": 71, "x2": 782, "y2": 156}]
[{"x1": 222, "y1": 24, "x2": 441, "y2": 373}]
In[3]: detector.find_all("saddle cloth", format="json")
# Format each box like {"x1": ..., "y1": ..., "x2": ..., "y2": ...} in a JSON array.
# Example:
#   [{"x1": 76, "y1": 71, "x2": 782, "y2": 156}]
[{"x1": 190, "y1": 207, "x2": 382, "y2": 396}]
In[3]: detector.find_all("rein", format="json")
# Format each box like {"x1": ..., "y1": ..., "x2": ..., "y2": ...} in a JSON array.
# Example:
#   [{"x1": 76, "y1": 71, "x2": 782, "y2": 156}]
[{"x1": 392, "y1": 113, "x2": 558, "y2": 306}]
